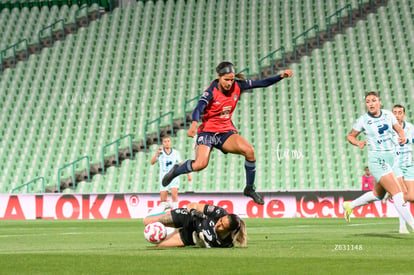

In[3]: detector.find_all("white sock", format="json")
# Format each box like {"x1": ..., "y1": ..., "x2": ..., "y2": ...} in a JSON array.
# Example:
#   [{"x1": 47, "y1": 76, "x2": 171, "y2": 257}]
[
  {"x1": 398, "y1": 202, "x2": 408, "y2": 228},
  {"x1": 172, "y1": 201, "x2": 179, "y2": 209},
  {"x1": 350, "y1": 191, "x2": 379, "y2": 209},
  {"x1": 399, "y1": 217, "x2": 407, "y2": 229},
  {"x1": 166, "y1": 227, "x2": 175, "y2": 235},
  {"x1": 392, "y1": 192, "x2": 414, "y2": 229}
]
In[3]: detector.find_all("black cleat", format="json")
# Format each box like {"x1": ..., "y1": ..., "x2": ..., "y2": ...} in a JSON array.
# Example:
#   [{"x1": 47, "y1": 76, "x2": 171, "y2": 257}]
[
  {"x1": 243, "y1": 186, "x2": 264, "y2": 205},
  {"x1": 162, "y1": 164, "x2": 179, "y2": 187}
]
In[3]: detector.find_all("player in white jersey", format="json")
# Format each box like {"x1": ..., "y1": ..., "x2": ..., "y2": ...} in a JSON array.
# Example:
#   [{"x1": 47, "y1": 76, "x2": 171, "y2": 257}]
[
  {"x1": 391, "y1": 105, "x2": 414, "y2": 233},
  {"x1": 151, "y1": 136, "x2": 192, "y2": 209},
  {"x1": 392, "y1": 104, "x2": 414, "y2": 188},
  {"x1": 342, "y1": 92, "x2": 414, "y2": 232}
]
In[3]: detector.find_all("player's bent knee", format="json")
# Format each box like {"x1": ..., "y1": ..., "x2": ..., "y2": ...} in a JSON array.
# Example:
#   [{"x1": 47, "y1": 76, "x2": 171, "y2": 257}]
[{"x1": 244, "y1": 146, "x2": 255, "y2": 160}]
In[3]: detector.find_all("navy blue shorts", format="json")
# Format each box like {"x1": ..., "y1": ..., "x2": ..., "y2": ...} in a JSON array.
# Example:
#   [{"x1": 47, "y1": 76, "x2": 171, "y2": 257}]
[{"x1": 196, "y1": 131, "x2": 236, "y2": 153}]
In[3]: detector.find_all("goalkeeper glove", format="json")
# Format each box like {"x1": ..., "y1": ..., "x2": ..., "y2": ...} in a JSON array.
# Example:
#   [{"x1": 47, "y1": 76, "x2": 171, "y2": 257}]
[{"x1": 192, "y1": 232, "x2": 211, "y2": 248}]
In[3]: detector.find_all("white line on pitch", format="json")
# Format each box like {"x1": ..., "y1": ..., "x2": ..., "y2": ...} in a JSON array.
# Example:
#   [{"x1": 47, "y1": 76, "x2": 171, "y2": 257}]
[{"x1": 347, "y1": 222, "x2": 390, "y2": 227}]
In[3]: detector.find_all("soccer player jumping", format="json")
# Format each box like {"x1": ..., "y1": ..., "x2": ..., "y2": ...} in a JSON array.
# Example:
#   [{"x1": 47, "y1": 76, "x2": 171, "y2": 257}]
[{"x1": 162, "y1": 61, "x2": 293, "y2": 204}]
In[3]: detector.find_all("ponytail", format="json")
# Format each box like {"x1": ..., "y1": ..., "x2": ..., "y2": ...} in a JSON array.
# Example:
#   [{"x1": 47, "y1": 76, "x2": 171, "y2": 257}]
[
  {"x1": 233, "y1": 219, "x2": 247, "y2": 247},
  {"x1": 235, "y1": 73, "x2": 246, "y2": 80}
]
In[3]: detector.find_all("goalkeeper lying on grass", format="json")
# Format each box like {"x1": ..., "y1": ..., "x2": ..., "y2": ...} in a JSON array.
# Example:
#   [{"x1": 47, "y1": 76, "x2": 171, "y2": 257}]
[{"x1": 144, "y1": 202, "x2": 246, "y2": 248}]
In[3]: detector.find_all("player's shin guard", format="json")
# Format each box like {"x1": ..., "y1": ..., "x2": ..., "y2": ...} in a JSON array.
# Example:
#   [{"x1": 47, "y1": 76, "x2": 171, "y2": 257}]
[
  {"x1": 243, "y1": 160, "x2": 264, "y2": 205},
  {"x1": 244, "y1": 160, "x2": 256, "y2": 187},
  {"x1": 162, "y1": 160, "x2": 193, "y2": 187},
  {"x1": 175, "y1": 159, "x2": 193, "y2": 175}
]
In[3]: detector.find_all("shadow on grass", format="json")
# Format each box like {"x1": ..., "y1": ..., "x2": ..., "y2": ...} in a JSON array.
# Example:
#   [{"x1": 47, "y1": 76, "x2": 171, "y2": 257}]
[{"x1": 353, "y1": 233, "x2": 406, "y2": 239}]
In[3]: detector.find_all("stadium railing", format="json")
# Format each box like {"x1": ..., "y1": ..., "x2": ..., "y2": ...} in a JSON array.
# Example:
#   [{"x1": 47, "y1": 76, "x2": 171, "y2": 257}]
[
  {"x1": 57, "y1": 156, "x2": 90, "y2": 192},
  {"x1": 37, "y1": 19, "x2": 65, "y2": 52},
  {"x1": 293, "y1": 24, "x2": 320, "y2": 62},
  {"x1": 0, "y1": 39, "x2": 28, "y2": 73},
  {"x1": 11, "y1": 176, "x2": 45, "y2": 193},
  {"x1": 143, "y1": 111, "x2": 174, "y2": 152},
  {"x1": 101, "y1": 134, "x2": 134, "y2": 174},
  {"x1": 258, "y1": 47, "x2": 286, "y2": 80},
  {"x1": 326, "y1": 4, "x2": 352, "y2": 39}
]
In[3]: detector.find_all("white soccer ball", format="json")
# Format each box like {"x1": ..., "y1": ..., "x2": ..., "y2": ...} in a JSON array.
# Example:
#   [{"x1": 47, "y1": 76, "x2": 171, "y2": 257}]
[{"x1": 144, "y1": 222, "x2": 167, "y2": 244}]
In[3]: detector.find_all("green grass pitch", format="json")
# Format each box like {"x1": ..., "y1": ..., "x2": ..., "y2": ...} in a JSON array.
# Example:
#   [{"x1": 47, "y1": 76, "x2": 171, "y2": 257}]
[{"x1": 0, "y1": 218, "x2": 413, "y2": 274}]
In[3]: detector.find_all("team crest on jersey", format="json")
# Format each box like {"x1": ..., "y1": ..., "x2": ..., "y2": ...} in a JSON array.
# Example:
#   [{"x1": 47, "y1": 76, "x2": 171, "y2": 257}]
[
  {"x1": 207, "y1": 205, "x2": 215, "y2": 213},
  {"x1": 233, "y1": 94, "x2": 238, "y2": 101}
]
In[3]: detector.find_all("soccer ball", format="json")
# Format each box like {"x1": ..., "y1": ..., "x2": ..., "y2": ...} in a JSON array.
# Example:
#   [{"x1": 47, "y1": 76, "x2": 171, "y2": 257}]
[{"x1": 144, "y1": 222, "x2": 167, "y2": 244}]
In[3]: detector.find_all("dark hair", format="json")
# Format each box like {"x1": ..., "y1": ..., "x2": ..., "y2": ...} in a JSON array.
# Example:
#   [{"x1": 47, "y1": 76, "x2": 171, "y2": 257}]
[
  {"x1": 216, "y1": 61, "x2": 246, "y2": 80},
  {"x1": 227, "y1": 214, "x2": 241, "y2": 232},
  {"x1": 393, "y1": 104, "x2": 405, "y2": 113},
  {"x1": 365, "y1": 91, "x2": 380, "y2": 99}
]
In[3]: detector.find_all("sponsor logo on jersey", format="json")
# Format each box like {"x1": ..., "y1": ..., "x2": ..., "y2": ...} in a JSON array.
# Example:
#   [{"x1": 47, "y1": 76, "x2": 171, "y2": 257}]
[
  {"x1": 175, "y1": 209, "x2": 188, "y2": 215},
  {"x1": 202, "y1": 229, "x2": 213, "y2": 241},
  {"x1": 377, "y1": 124, "x2": 389, "y2": 134},
  {"x1": 220, "y1": 106, "x2": 232, "y2": 118}
]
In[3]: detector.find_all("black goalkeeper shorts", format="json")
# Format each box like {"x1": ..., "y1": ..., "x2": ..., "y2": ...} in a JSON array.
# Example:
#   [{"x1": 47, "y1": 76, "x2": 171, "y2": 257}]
[{"x1": 171, "y1": 208, "x2": 195, "y2": 246}]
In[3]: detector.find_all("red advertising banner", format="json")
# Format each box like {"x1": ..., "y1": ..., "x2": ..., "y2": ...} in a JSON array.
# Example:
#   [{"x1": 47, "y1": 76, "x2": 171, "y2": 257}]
[{"x1": 0, "y1": 193, "x2": 408, "y2": 220}]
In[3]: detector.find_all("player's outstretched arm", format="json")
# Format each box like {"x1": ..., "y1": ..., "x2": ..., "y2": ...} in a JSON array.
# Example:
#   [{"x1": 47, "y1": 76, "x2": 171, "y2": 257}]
[
  {"x1": 248, "y1": 69, "x2": 293, "y2": 89},
  {"x1": 281, "y1": 69, "x2": 293, "y2": 78}
]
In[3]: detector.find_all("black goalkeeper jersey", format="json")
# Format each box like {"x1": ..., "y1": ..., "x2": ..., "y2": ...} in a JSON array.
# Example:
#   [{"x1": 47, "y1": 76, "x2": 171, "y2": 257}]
[{"x1": 193, "y1": 205, "x2": 234, "y2": 248}]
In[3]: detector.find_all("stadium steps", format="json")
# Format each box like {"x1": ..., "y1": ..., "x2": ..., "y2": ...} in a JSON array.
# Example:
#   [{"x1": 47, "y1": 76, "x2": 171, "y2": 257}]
[
  {"x1": 0, "y1": 0, "x2": 111, "y2": 13},
  {"x1": 4, "y1": 0, "x2": 406, "y2": 194},
  {"x1": 0, "y1": 3, "x2": 108, "y2": 73},
  {"x1": 256, "y1": 0, "x2": 390, "y2": 80}
]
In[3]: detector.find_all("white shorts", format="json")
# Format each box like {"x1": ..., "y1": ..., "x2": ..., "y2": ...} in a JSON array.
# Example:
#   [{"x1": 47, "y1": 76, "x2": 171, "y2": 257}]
[
  {"x1": 159, "y1": 177, "x2": 179, "y2": 192},
  {"x1": 368, "y1": 151, "x2": 395, "y2": 182},
  {"x1": 400, "y1": 165, "x2": 414, "y2": 181}
]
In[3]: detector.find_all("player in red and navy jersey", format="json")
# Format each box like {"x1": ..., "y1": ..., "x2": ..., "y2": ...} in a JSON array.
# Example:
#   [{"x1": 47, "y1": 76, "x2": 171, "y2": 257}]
[{"x1": 162, "y1": 61, "x2": 293, "y2": 204}]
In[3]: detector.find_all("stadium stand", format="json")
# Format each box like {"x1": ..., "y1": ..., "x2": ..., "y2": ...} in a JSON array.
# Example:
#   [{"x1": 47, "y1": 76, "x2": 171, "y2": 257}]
[{"x1": 1, "y1": 0, "x2": 412, "y2": 194}]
